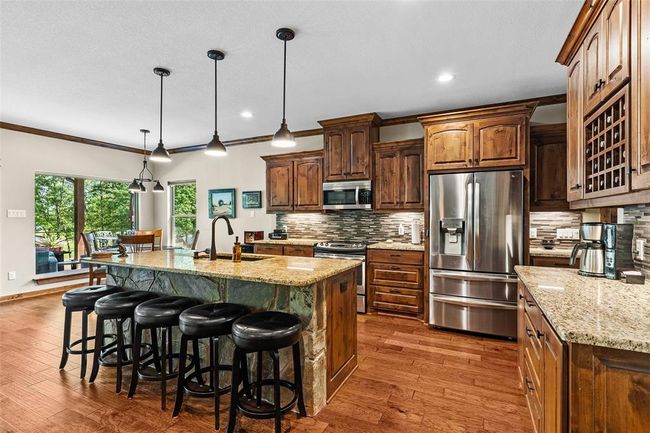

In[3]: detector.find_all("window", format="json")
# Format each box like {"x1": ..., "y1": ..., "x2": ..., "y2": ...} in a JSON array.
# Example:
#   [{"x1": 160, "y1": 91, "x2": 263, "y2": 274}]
[
  {"x1": 170, "y1": 182, "x2": 196, "y2": 248},
  {"x1": 34, "y1": 174, "x2": 136, "y2": 275}
]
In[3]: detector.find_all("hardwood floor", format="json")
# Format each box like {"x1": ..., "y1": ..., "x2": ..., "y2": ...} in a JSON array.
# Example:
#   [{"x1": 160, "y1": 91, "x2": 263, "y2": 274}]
[{"x1": 0, "y1": 294, "x2": 533, "y2": 433}]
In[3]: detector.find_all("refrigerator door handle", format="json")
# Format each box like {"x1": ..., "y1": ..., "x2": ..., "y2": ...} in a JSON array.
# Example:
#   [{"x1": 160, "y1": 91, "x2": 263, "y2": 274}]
[
  {"x1": 430, "y1": 269, "x2": 518, "y2": 284},
  {"x1": 432, "y1": 294, "x2": 517, "y2": 310},
  {"x1": 474, "y1": 181, "x2": 480, "y2": 268},
  {"x1": 466, "y1": 181, "x2": 474, "y2": 265}
]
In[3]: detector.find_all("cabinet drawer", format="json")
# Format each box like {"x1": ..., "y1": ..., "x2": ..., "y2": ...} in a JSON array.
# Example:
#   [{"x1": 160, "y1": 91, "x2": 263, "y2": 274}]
[
  {"x1": 367, "y1": 263, "x2": 423, "y2": 289},
  {"x1": 283, "y1": 245, "x2": 314, "y2": 257},
  {"x1": 530, "y1": 255, "x2": 578, "y2": 268},
  {"x1": 367, "y1": 249, "x2": 424, "y2": 265},
  {"x1": 523, "y1": 287, "x2": 543, "y2": 332},
  {"x1": 372, "y1": 301, "x2": 420, "y2": 315},
  {"x1": 254, "y1": 244, "x2": 284, "y2": 255},
  {"x1": 524, "y1": 312, "x2": 543, "y2": 390},
  {"x1": 372, "y1": 285, "x2": 422, "y2": 306},
  {"x1": 524, "y1": 352, "x2": 543, "y2": 433}
]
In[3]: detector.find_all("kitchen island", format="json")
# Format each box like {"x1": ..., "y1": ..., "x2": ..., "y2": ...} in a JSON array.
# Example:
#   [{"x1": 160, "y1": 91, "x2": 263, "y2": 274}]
[{"x1": 83, "y1": 249, "x2": 360, "y2": 415}]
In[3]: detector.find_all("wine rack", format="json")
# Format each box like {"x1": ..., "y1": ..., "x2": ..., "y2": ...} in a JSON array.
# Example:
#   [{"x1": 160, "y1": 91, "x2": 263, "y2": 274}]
[{"x1": 583, "y1": 86, "x2": 630, "y2": 199}]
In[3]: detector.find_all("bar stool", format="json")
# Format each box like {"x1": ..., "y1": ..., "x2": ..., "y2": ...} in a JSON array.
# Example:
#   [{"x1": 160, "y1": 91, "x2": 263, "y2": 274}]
[
  {"x1": 59, "y1": 285, "x2": 123, "y2": 378},
  {"x1": 127, "y1": 295, "x2": 201, "y2": 410},
  {"x1": 227, "y1": 311, "x2": 306, "y2": 433},
  {"x1": 88, "y1": 290, "x2": 159, "y2": 393},
  {"x1": 172, "y1": 303, "x2": 251, "y2": 430}
]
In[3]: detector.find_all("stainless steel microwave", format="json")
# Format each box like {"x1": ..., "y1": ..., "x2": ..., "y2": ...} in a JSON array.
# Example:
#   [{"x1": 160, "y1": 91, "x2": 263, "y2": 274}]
[{"x1": 322, "y1": 180, "x2": 372, "y2": 210}]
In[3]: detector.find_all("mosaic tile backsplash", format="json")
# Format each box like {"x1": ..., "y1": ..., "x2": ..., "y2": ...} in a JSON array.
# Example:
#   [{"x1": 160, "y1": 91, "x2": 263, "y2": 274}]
[
  {"x1": 530, "y1": 211, "x2": 582, "y2": 250},
  {"x1": 276, "y1": 211, "x2": 425, "y2": 244},
  {"x1": 622, "y1": 204, "x2": 650, "y2": 275}
]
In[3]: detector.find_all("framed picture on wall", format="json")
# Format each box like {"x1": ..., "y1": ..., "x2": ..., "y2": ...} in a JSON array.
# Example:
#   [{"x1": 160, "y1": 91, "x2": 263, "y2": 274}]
[
  {"x1": 242, "y1": 190, "x2": 262, "y2": 209},
  {"x1": 208, "y1": 188, "x2": 236, "y2": 218}
]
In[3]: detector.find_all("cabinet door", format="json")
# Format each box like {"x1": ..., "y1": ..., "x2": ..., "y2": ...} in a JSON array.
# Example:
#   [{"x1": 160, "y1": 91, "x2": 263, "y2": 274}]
[
  {"x1": 531, "y1": 126, "x2": 569, "y2": 211},
  {"x1": 474, "y1": 115, "x2": 527, "y2": 167},
  {"x1": 266, "y1": 160, "x2": 294, "y2": 211},
  {"x1": 347, "y1": 125, "x2": 371, "y2": 180},
  {"x1": 601, "y1": 0, "x2": 630, "y2": 98},
  {"x1": 326, "y1": 269, "x2": 357, "y2": 398},
  {"x1": 584, "y1": 19, "x2": 605, "y2": 114},
  {"x1": 374, "y1": 149, "x2": 400, "y2": 210},
  {"x1": 324, "y1": 128, "x2": 347, "y2": 181},
  {"x1": 400, "y1": 146, "x2": 424, "y2": 210},
  {"x1": 631, "y1": 0, "x2": 650, "y2": 189},
  {"x1": 294, "y1": 157, "x2": 322, "y2": 211},
  {"x1": 517, "y1": 283, "x2": 526, "y2": 385},
  {"x1": 425, "y1": 122, "x2": 474, "y2": 171},
  {"x1": 283, "y1": 245, "x2": 313, "y2": 257},
  {"x1": 567, "y1": 49, "x2": 585, "y2": 201},
  {"x1": 542, "y1": 318, "x2": 566, "y2": 433},
  {"x1": 254, "y1": 244, "x2": 284, "y2": 255}
]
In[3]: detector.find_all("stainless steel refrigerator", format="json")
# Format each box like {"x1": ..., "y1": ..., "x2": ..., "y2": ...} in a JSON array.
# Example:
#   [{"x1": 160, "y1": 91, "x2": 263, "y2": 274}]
[{"x1": 429, "y1": 170, "x2": 523, "y2": 338}]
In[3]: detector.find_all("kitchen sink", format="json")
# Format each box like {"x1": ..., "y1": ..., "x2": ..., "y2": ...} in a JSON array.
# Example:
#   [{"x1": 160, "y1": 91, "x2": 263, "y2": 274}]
[{"x1": 194, "y1": 252, "x2": 268, "y2": 262}]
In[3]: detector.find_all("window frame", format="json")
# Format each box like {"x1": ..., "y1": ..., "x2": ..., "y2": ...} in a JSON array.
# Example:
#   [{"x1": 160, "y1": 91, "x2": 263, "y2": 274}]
[{"x1": 169, "y1": 180, "x2": 197, "y2": 249}]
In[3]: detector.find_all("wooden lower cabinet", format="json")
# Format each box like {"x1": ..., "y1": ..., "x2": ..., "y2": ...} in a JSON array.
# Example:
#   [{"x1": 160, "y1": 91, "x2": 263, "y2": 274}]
[
  {"x1": 367, "y1": 249, "x2": 424, "y2": 318},
  {"x1": 530, "y1": 255, "x2": 579, "y2": 269},
  {"x1": 326, "y1": 268, "x2": 357, "y2": 399},
  {"x1": 253, "y1": 243, "x2": 314, "y2": 257},
  {"x1": 254, "y1": 244, "x2": 284, "y2": 255}
]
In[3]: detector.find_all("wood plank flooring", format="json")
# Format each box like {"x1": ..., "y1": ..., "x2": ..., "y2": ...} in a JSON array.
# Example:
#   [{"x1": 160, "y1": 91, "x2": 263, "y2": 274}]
[{"x1": 0, "y1": 294, "x2": 533, "y2": 433}]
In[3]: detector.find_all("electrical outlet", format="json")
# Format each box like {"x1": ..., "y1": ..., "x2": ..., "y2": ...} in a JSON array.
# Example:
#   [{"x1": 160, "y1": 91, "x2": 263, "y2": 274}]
[
  {"x1": 636, "y1": 239, "x2": 646, "y2": 261},
  {"x1": 529, "y1": 228, "x2": 538, "y2": 239},
  {"x1": 249, "y1": 210, "x2": 255, "y2": 217},
  {"x1": 7, "y1": 209, "x2": 26, "y2": 218},
  {"x1": 398, "y1": 224, "x2": 405, "y2": 235},
  {"x1": 7, "y1": 271, "x2": 16, "y2": 280}
]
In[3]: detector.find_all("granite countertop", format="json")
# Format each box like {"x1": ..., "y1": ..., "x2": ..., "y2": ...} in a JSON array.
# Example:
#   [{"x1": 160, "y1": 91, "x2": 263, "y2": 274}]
[
  {"x1": 82, "y1": 250, "x2": 359, "y2": 287},
  {"x1": 515, "y1": 265, "x2": 650, "y2": 354},
  {"x1": 251, "y1": 238, "x2": 327, "y2": 246},
  {"x1": 529, "y1": 247, "x2": 575, "y2": 258},
  {"x1": 368, "y1": 241, "x2": 425, "y2": 252}
]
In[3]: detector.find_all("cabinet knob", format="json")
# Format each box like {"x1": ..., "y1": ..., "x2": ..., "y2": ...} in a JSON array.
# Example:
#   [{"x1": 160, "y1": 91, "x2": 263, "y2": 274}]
[
  {"x1": 570, "y1": 184, "x2": 582, "y2": 190},
  {"x1": 518, "y1": 294, "x2": 524, "y2": 300},
  {"x1": 525, "y1": 327, "x2": 534, "y2": 338},
  {"x1": 536, "y1": 330, "x2": 544, "y2": 339},
  {"x1": 525, "y1": 378, "x2": 534, "y2": 392}
]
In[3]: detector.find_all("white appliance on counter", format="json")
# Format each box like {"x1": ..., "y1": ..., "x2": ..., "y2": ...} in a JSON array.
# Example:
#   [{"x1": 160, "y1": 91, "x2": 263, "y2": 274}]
[
  {"x1": 314, "y1": 242, "x2": 367, "y2": 313},
  {"x1": 429, "y1": 170, "x2": 523, "y2": 338}
]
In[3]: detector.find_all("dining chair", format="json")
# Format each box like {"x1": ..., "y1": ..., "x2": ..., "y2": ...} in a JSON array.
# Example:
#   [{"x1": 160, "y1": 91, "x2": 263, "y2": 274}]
[
  {"x1": 118, "y1": 234, "x2": 155, "y2": 252},
  {"x1": 136, "y1": 229, "x2": 163, "y2": 251},
  {"x1": 80, "y1": 232, "x2": 107, "y2": 285}
]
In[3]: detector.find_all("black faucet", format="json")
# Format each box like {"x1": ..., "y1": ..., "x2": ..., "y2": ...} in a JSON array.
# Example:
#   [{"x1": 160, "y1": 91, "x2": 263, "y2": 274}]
[{"x1": 210, "y1": 216, "x2": 234, "y2": 261}]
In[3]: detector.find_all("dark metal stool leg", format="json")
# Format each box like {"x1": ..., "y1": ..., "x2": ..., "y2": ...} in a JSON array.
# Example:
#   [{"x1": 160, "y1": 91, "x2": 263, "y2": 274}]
[
  {"x1": 160, "y1": 326, "x2": 167, "y2": 410},
  {"x1": 150, "y1": 328, "x2": 162, "y2": 373},
  {"x1": 89, "y1": 315, "x2": 104, "y2": 383},
  {"x1": 116, "y1": 318, "x2": 125, "y2": 393},
  {"x1": 167, "y1": 327, "x2": 173, "y2": 375},
  {"x1": 271, "y1": 350, "x2": 281, "y2": 433},
  {"x1": 227, "y1": 347, "x2": 242, "y2": 433},
  {"x1": 80, "y1": 310, "x2": 89, "y2": 379},
  {"x1": 193, "y1": 339, "x2": 204, "y2": 385},
  {"x1": 212, "y1": 336, "x2": 220, "y2": 430},
  {"x1": 59, "y1": 307, "x2": 72, "y2": 370},
  {"x1": 128, "y1": 323, "x2": 144, "y2": 399},
  {"x1": 256, "y1": 351, "x2": 263, "y2": 407},
  {"x1": 172, "y1": 334, "x2": 189, "y2": 417},
  {"x1": 241, "y1": 352, "x2": 252, "y2": 400},
  {"x1": 292, "y1": 342, "x2": 307, "y2": 416}
]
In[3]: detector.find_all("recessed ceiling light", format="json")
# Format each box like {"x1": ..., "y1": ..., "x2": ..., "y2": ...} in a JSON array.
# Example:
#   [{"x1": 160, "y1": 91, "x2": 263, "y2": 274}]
[
  {"x1": 240, "y1": 110, "x2": 253, "y2": 118},
  {"x1": 437, "y1": 73, "x2": 455, "y2": 83}
]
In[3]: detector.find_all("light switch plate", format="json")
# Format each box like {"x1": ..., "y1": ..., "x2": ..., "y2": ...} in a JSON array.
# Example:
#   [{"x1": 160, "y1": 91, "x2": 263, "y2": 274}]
[
  {"x1": 7, "y1": 209, "x2": 26, "y2": 218},
  {"x1": 7, "y1": 271, "x2": 16, "y2": 280},
  {"x1": 529, "y1": 228, "x2": 538, "y2": 239},
  {"x1": 636, "y1": 239, "x2": 646, "y2": 261}
]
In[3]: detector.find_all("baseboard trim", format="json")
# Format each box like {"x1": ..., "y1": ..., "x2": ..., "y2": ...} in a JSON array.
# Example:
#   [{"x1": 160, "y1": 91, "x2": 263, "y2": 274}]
[{"x1": 0, "y1": 282, "x2": 86, "y2": 304}]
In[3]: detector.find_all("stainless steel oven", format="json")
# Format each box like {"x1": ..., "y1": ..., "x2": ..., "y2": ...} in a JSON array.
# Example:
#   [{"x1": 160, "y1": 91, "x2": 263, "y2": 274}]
[
  {"x1": 314, "y1": 242, "x2": 367, "y2": 313},
  {"x1": 323, "y1": 180, "x2": 372, "y2": 210}
]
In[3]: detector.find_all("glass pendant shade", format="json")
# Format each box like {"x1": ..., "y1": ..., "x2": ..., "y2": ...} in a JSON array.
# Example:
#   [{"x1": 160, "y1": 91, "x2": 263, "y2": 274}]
[
  {"x1": 153, "y1": 181, "x2": 165, "y2": 192},
  {"x1": 128, "y1": 178, "x2": 141, "y2": 193},
  {"x1": 205, "y1": 131, "x2": 227, "y2": 156},
  {"x1": 150, "y1": 141, "x2": 171, "y2": 162},
  {"x1": 272, "y1": 121, "x2": 296, "y2": 148}
]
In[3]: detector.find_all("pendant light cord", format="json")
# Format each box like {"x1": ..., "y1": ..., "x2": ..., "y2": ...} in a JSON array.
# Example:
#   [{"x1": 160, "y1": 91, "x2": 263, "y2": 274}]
[
  {"x1": 214, "y1": 58, "x2": 218, "y2": 132},
  {"x1": 159, "y1": 74, "x2": 164, "y2": 143},
  {"x1": 282, "y1": 39, "x2": 287, "y2": 123}
]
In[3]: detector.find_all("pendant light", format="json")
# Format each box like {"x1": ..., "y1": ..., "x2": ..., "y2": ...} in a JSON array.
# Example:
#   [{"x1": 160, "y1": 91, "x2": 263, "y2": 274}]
[
  {"x1": 272, "y1": 28, "x2": 296, "y2": 148},
  {"x1": 150, "y1": 67, "x2": 172, "y2": 163},
  {"x1": 129, "y1": 129, "x2": 165, "y2": 194},
  {"x1": 205, "y1": 50, "x2": 227, "y2": 157}
]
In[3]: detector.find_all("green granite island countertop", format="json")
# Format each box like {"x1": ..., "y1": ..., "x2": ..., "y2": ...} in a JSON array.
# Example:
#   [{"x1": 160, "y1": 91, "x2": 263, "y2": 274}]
[{"x1": 81, "y1": 249, "x2": 360, "y2": 415}]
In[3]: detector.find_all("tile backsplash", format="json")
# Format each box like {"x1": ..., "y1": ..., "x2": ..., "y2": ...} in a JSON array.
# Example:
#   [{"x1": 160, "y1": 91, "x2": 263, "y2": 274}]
[
  {"x1": 276, "y1": 211, "x2": 424, "y2": 244},
  {"x1": 529, "y1": 211, "x2": 582, "y2": 250},
  {"x1": 621, "y1": 204, "x2": 650, "y2": 275}
]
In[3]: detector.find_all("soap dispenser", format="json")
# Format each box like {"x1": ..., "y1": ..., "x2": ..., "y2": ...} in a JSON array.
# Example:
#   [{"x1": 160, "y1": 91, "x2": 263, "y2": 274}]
[{"x1": 233, "y1": 236, "x2": 242, "y2": 263}]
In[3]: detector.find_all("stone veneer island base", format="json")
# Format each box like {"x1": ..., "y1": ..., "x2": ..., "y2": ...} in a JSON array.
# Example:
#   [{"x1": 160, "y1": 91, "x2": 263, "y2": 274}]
[{"x1": 85, "y1": 250, "x2": 359, "y2": 416}]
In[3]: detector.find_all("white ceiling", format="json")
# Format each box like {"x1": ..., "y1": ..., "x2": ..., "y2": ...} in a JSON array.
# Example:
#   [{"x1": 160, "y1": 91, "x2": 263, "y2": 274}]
[{"x1": 0, "y1": 0, "x2": 582, "y2": 150}]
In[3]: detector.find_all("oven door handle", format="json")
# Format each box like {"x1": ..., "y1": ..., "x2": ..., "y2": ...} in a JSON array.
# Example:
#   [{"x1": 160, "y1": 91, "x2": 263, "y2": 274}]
[{"x1": 431, "y1": 294, "x2": 517, "y2": 310}]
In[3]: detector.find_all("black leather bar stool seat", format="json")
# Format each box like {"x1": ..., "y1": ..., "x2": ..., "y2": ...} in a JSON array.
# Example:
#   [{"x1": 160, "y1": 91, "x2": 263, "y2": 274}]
[
  {"x1": 173, "y1": 303, "x2": 251, "y2": 430},
  {"x1": 59, "y1": 285, "x2": 123, "y2": 379},
  {"x1": 89, "y1": 290, "x2": 159, "y2": 393},
  {"x1": 227, "y1": 311, "x2": 307, "y2": 433},
  {"x1": 127, "y1": 296, "x2": 201, "y2": 410}
]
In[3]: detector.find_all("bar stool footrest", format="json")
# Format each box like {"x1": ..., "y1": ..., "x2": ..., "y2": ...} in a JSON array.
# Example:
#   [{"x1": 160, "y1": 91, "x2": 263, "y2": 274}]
[
  {"x1": 236, "y1": 379, "x2": 298, "y2": 419},
  {"x1": 183, "y1": 364, "x2": 233, "y2": 397}
]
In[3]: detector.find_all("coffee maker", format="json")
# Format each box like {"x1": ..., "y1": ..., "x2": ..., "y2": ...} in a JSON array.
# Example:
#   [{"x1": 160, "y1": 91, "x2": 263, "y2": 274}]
[
  {"x1": 603, "y1": 223, "x2": 635, "y2": 279},
  {"x1": 570, "y1": 223, "x2": 605, "y2": 277}
]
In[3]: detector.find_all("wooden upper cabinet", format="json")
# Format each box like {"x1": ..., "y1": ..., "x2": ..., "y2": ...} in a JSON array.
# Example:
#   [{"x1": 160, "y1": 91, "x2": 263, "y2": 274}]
[
  {"x1": 567, "y1": 48, "x2": 585, "y2": 201},
  {"x1": 373, "y1": 139, "x2": 424, "y2": 211},
  {"x1": 262, "y1": 150, "x2": 323, "y2": 213},
  {"x1": 631, "y1": 0, "x2": 650, "y2": 190},
  {"x1": 419, "y1": 102, "x2": 536, "y2": 172},
  {"x1": 319, "y1": 113, "x2": 381, "y2": 182},
  {"x1": 474, "y1": 115, "x2": 527, "y2": 168},
  {"x1": 584, "y1": 22, "x2": 605, "y2": 114},
  {"x1": 266, "y1": 159, "x2": 294, "y2": 211},
  {"x1": 530, "y1": 124, "x2": 569, "y2": 211},
  {"x1": 294, "y1": 156, "x2": 323, "y2": 211},
  {"x1": 425, "y1": 122, "x2": 474, "y2": 171}
]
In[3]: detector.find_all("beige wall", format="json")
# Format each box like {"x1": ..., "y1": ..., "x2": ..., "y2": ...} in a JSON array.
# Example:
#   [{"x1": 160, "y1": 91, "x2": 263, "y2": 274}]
[{"x1": 0, "y1": 129, "x2": 154, "y2": 296}]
